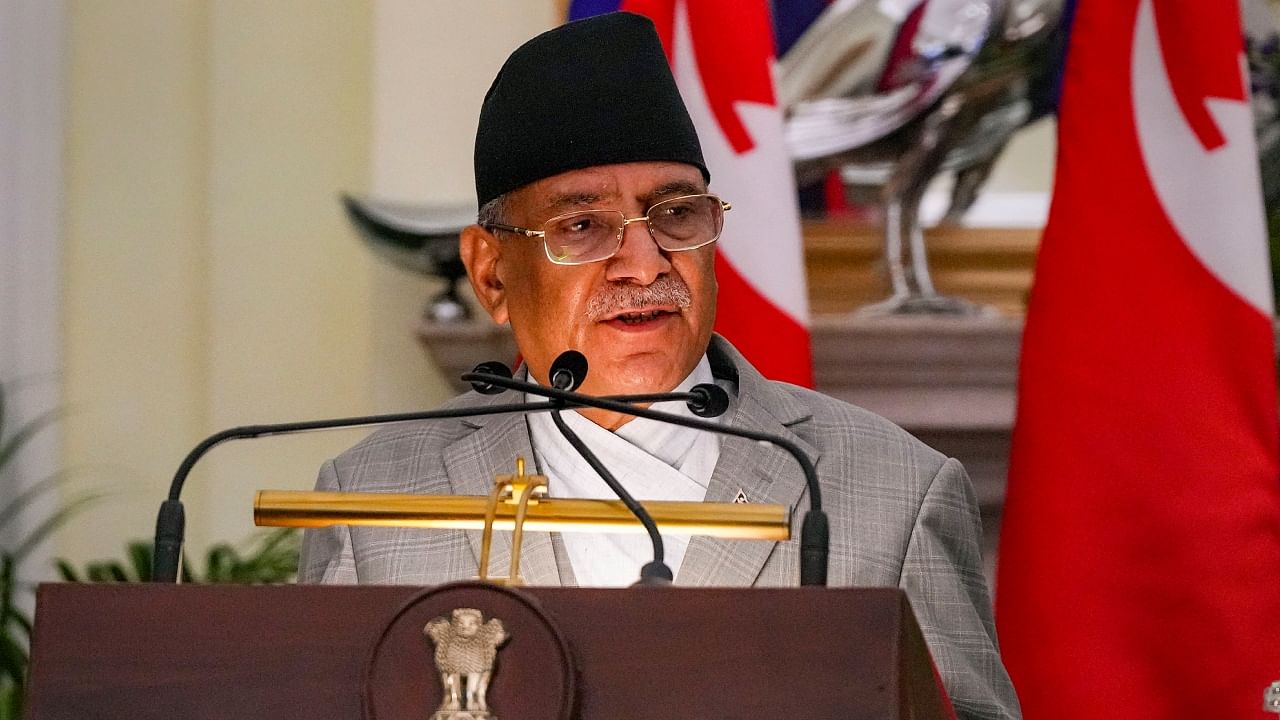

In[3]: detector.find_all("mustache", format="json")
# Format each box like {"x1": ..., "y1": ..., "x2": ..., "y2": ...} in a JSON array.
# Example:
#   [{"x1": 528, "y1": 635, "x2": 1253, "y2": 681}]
[{"x1": 586, "y1": 276, "x2": 692, "y2": 321}]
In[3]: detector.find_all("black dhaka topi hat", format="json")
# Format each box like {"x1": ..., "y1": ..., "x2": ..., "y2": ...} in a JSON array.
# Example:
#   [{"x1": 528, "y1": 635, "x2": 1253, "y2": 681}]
[{"x1": 474, "y1": 12, "x2": 709, "y2": 208}]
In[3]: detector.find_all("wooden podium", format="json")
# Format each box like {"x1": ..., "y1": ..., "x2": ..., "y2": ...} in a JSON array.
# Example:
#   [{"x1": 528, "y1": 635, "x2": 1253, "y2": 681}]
[{"x1": 26, "y1": 583, "x2": 952, "y2": 719}]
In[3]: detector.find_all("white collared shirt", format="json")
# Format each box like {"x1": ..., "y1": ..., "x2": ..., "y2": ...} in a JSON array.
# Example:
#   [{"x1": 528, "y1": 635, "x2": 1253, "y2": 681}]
[{"x1": 526, "y1": 357, "x2": 721, "y2": 586}]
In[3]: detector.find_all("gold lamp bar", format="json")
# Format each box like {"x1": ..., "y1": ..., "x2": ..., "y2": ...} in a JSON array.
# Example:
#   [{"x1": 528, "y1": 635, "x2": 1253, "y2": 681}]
[{"x1": 254, "y1": 490, "x2": 791, "y2": 541}]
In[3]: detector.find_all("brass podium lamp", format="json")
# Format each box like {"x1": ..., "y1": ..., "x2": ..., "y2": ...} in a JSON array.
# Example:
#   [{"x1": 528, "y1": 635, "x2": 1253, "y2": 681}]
[{"x1": 255, "y1": 457, "x2": 791, "y2": 585}]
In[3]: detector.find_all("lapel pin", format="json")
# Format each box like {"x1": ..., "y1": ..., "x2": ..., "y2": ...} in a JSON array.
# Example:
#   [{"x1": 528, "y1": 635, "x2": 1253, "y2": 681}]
[{"x1": 733, "y1": 489, "x2": 748, "y2": 504}]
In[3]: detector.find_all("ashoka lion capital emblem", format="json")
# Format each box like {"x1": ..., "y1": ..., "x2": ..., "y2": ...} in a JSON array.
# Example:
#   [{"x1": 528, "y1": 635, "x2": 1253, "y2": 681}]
[{"x1": 424, "y1": 608, "x2": 510, "y2": 720}]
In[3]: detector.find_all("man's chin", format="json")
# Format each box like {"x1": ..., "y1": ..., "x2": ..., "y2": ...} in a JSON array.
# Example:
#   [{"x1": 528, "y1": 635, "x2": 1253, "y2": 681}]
[{"x1": 581, "y1": 353, "x2": 691, "y2": 397}]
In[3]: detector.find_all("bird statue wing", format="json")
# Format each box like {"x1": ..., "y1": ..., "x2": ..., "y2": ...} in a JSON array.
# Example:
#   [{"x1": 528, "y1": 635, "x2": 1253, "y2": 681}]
[{"x1": 341, "y1": 194, "x2": 475, "y2": 276}]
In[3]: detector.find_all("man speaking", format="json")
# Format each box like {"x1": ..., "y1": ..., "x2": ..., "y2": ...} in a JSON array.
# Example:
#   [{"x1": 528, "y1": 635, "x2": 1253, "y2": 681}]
[{"x1": 300, "y1": 12, "x2": 1019, "y2": 720}]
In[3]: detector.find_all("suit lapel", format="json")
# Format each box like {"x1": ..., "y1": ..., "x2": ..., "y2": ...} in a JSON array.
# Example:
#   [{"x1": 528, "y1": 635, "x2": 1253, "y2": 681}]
[
  {"x1": 442, "y1": 400, "x2": 563, "y2": 587},
  {"x1": 437, "y1": 336, "x2": 811, "y2": 589},
  {"x1": 676, "y1": 338, "x2": 820, "y2": 587}
]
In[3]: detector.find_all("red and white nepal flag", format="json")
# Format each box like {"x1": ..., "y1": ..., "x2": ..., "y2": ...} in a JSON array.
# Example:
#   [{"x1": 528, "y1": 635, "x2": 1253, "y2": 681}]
[
  {"x1": 610, "y1": 0, "x2": 815, "y2": 387},
  {"x1": 995, "y1": 1, "x2": 1280, "y2": 718}
]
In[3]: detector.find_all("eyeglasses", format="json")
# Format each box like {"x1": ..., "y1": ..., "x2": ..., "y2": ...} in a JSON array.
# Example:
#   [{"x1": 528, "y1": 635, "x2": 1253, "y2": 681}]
[{"x1": 484, "y1": 193, "x2": 731, "y2": 266}]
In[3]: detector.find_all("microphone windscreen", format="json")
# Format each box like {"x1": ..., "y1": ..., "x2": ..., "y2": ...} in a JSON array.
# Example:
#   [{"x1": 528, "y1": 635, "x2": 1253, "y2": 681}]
[
  {"x1": 688, "y1": 383, "x2": 730, "y2": 418},
  {"x1": 469, "y1": 361, "x2": 513, "y2": 395},
  {"x1": 550, "y1": 350, "x2": 588, "y2": 391}
]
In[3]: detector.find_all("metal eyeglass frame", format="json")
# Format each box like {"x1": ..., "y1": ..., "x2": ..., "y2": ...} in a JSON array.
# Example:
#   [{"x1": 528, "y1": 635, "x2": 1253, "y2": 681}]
[{"x1": 483, "y1": 193, "x2": 732, "y2": 266}]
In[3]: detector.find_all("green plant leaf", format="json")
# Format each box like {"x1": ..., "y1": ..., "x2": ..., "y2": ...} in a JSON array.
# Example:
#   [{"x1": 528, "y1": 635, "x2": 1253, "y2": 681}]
[
  {"x1": 0, "y1": 631, "x2": 27, "y2": 688},
  {"x1": 127, "y1": 541, "x2": 152, "y2": 583},
  {"x1": 0, "y1": 682, "x2": 20, "y2": 720},
  {"x1": 0, "y1": 558, "x2": 14, "y2": 647},
  {"x1": 10, "y1": 488, "x2": 103, "y2": 562},
  {"x1": 86, "y1": 562, "x2": 129, "y2": 583},
  {"x1": 0, "y1": 472, "x2": 65, "y2": 536},
  {"x1": 0, "y1": 382, "x2": 79, "y2": 720},
  {"x1": 8, "y1": 612, "x2": 31, "y2": 645},
  {"x1": 56, "y1": 528, "x2": 301, "y2": 587},
  {"x1": 0, "y1": 406, "x2": 60, "y2": 479},
  {"x1": 54, "y1": 559, "x2": 81, "y2": 583},
  {"x1": 203, "y1": 544, "x2": 237, "y2": 584}
]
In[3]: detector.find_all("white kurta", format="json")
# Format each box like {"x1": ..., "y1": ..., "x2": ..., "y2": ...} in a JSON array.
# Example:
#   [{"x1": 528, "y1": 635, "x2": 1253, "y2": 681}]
[{"x1": 525, "y1": 357, "x2": 721, "y2": 586}]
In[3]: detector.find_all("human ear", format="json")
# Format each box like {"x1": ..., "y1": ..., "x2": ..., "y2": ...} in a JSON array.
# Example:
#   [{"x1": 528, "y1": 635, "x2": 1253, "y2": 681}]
[{"x1": 459, "y1": 224, "x2": 509, "y2": 324}]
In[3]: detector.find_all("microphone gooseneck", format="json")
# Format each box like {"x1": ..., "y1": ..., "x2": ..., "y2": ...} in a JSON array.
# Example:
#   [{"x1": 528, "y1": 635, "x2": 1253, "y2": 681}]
[
  {"x1": 545, "y1": 350, "x2": 674, "y2": 586},
  {"x1": 151, "y1": 398, "x2": 564, "y2": 583},
  {"x1": 151, "y1": 360, "x2": 723, "y2": 584},
  {"x1": 463, "y1": 361, "x2": 830, "y2": 587},
  {"x1": 549, "y1": 411, "x2": 674, "y2": 585}
]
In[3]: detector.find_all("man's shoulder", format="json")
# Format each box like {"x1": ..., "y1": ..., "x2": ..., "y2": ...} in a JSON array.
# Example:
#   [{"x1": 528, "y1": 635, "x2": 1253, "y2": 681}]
[
  {"x1": 755, "y1": 379, "x2": 949, "y2": 473},
  {"x1": 709, "y1": 334, "x2": 947, "y2": 469}
]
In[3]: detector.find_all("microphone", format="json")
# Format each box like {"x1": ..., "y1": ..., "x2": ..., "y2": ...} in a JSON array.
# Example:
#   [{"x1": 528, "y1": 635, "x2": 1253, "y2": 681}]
[
  {"x1": 463, "y1": 356, "x2": 830, "y2": 587},
  {"x1": 469, "y1": 361, "x2": 513, "y2": 395},
  {"x1": 545, "y1": 352, "x2": 675, "y2": 585},
  {"x1": 152, "y1": 365, "x2": 724, "y2": 583},
  {"x1": 687, "y1": 383, "x2": 730, "y2": 418},
  {"x1": 549, "y1": 350, "x2": 587, "y2": 391},
  {"x1": 470, "y1": 361, "x2": 730, "y2": 419}
]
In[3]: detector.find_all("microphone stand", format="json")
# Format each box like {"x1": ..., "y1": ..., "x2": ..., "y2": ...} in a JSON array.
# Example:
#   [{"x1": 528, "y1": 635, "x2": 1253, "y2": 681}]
[
  {"x1": 152, "y1": 391, "x2": 715, "y2": 583},
  {"x1": 548, "y1": 411, "x2": 675, "y2": 584},
  {"x1": 540, "y1": 351, "x2": 679, "y2": 584},
  {"x1": 463, "y1": 368, "x2": 830, "y2": 587}
]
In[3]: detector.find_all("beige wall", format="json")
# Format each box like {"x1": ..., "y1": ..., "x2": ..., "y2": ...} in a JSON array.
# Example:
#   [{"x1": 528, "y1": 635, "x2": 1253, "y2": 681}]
[
  {"x1": 63, "y1": 1, "x2": 213, "y2": 564},
  {"x1": 59, "y1": 1, "x2": 562, "y2": 566},
  {"x1": 57, "y1": 0, "x2": 1050, "y2": 567},
  {"x1": 366, "y1": 1, "x2": 558, "y2": 412},
  {"x1": 61, "y1": 1, "x2": 377, "y2": 563},
  {"x1": 987, "y1": 119, "x2": 1056, "y2": 194}
]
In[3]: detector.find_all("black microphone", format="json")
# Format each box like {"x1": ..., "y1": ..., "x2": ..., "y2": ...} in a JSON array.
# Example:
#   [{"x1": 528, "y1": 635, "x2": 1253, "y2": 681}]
[
  {"x1": 152, "y1": 365, "x2": 724, "y2": 583},
  {"x1": 687, "y1": 383, "x2": 730, "y2": 418},
  {"x1": 550, "y1": 350, "x2": 587, "y2": 391},
  {"x1": 472, "y1": 360, "x2": 730, "y2": 419},
  {"x1": 463, "y1": 358, "x2": 830, "y2": 587},
  {"x1": 469, "y1": 361, "x2": 513, "y2": 395},
  {"x1": 545, "y1": 352, "x2": 675, "y2": 586}
]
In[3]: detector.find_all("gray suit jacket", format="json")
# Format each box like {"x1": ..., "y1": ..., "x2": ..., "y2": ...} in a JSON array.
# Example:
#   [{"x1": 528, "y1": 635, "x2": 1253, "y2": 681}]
[{"x1": 299, "y1": 335, "x2": 1020, "y2": 720}]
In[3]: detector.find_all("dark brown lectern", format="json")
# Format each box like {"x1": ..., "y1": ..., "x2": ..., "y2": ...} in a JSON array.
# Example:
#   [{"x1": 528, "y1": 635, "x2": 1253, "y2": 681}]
[{"x1": 25, "y1": 583, "x2": 951, "y2": 719}]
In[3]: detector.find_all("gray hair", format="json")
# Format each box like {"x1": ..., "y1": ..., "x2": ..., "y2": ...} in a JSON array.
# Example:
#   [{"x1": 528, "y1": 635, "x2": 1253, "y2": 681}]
[{"x1": 477, "y1": 193, "x2": 508, "y2": 228}]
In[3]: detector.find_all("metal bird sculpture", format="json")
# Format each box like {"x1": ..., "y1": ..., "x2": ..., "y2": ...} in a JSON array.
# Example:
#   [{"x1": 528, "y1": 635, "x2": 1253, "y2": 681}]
[
  {"x1": 341, "y1": 194, "x2": 476, "y2": 322},
  {"x1": 780, "y1": 0, "x2": 1068, "y2": 315}
]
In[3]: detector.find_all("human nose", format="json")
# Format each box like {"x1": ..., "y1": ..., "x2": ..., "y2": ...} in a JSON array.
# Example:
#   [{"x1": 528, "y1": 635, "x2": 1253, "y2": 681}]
[{"x1": 605, "y1": 216, "x2": 671, "y2": 285}]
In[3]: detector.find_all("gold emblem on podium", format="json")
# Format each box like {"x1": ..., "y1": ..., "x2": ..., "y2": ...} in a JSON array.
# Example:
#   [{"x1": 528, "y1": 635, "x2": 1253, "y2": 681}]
[{"x1": 423, "y1": 608, "x2": 510, "y2": 720}]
